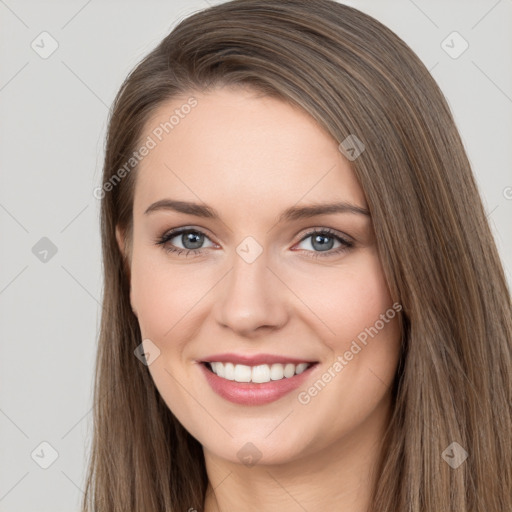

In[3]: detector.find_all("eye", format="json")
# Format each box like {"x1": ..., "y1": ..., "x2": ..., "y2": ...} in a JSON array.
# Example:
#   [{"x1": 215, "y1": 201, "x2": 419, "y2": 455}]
[
  {"x1": 154, "y1": 227, "x2": 215, "y2": 257},
  {"x1": 294, "y1": 228, "x2": 353, "y2": 258},
  {"x1": 154, "y1": 226, "x2": 354, "y2": 259}
]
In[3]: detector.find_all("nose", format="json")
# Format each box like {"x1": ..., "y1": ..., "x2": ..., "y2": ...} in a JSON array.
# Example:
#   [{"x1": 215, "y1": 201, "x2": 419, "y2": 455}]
[{"x1": 213, "y1": 246, "x2": 289, "y2": 337}]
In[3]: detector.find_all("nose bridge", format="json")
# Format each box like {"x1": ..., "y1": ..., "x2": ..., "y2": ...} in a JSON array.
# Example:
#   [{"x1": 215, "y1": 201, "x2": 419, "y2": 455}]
[{"x1": 214, "y1": 235, "x2": 288, "y2": 334}]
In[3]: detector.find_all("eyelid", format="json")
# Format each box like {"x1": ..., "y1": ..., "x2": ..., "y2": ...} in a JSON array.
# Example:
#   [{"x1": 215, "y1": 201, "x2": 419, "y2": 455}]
[
  {"x1": 295, "y1": 226, "x2": 353, "y2": 244},
  {"x1": 158, "y1": 226, "x2": 218, "y2": 247}
]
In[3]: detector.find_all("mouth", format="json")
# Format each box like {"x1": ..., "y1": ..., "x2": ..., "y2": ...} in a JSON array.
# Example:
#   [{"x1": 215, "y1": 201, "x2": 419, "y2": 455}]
[
  {"x1": 201, "y1": 360, "x2": 317, "y2": 384},
  {"x1": 199, "y1": 360, "x2": 319, "y2": 406}
]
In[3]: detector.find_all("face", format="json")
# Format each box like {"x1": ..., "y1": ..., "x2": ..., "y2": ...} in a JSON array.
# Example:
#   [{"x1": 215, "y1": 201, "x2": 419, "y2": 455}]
[{"x1": 117, "y1": 86, "x2": 401, "y2": 467}]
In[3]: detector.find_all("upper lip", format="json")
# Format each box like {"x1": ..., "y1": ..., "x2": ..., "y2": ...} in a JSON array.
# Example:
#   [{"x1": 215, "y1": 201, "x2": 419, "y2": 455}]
[{"x1": 200, "y1": 353, "x2": 317, "y2": 366}]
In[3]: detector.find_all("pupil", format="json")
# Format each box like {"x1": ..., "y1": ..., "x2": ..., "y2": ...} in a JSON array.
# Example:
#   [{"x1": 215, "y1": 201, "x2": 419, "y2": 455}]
[
  {"x1": 313, "y1": 234, "x2": 333, "y2": 252},
  {"x1": 183, "y1": 231, "x2": 203, "y2": 249}
]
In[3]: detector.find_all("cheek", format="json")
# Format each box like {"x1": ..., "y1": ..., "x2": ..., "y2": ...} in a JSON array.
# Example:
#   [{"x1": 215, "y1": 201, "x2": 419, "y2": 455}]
[
  {"x1": 334, "y1": 260, "x2": 395, "y2": 346},
  {"x1": 129, "y1": 246, "x2": 206, "y2": 339},
  {"x1": 291, "y1": 250, "x2": 397, "y2": 347},
  {"x1": 326, "y1": 253, "x2": 401, "y2": 400},
  {"x1": 289, "y1": 250, "x2": 402, "y2": 406}
]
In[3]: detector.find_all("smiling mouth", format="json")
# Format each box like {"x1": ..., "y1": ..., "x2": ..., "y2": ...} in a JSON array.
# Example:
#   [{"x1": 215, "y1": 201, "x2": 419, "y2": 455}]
[{"x1": 202, "y1": 361, "x2": 317, "y2": 384}]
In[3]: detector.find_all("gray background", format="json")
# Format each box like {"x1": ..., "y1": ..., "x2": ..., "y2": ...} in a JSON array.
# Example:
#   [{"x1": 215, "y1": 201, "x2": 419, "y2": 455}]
[{"x1": 0, "y1": 0, "x2": 511, "y2": 510}]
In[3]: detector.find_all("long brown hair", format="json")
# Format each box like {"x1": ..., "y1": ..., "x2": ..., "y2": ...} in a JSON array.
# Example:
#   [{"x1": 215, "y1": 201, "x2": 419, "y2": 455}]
[{"x1": 83, "y1": 1, "x2": 512, "y2": 510}]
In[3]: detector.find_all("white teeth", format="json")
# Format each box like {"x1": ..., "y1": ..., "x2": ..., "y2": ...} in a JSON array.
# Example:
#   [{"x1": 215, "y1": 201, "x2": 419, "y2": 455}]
[
  {"x1": 208, "y1": 361, "x2": 312, "y2": 383},
  {"x1": 215, "y1": 362, "x2": 226, "y2": 378},
  {"x1": 295, "y1": 363, "x2": 309, "y2": 374},
  {"x1": 252, "y1": 364, "x2": 270, "y2": 383},
  {"x1": 283, "y1": 363, "x2": 295, "y2": 378},
  {"x1": 224, "y1": 362, "x2": 235, "y2": 380},
  {"x1": 270, "y1": 363, "x2": 284, "y2": 381},
  {"x1": 234, "y1": 364, "x2": 252, "y2": 382}
]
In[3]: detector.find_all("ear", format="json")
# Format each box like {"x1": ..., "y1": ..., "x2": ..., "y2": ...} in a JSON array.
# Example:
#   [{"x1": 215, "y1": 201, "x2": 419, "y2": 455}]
[
  {"x1": 115, "y1": 225, "x2": 137, "y2": 316},
  {"x1": 115, "y1": 224, "x2": 125, "y2": 257}
]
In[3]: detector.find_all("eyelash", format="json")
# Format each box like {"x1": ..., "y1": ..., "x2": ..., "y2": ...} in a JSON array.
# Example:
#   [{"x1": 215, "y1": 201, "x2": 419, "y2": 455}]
[{"x1": 154, "y1": 227, "x2": 354, "y2": 259}]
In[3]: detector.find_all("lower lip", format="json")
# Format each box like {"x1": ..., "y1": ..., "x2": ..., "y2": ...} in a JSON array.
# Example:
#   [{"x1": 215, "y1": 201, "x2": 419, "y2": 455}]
[{"x1": 198, "y1": 362, "x2": 317, "y2": 406}]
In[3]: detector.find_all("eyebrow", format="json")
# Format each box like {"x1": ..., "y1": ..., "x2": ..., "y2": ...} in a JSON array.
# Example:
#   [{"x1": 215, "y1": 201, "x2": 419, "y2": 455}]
[{"x1": 144, "y1": 199, "x2": 370, "y2": 221}]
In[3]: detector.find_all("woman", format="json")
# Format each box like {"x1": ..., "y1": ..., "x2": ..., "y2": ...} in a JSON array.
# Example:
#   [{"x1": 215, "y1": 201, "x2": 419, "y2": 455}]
[{"x1": 84, "y1": 1, "x2": 512, "y2": 510}]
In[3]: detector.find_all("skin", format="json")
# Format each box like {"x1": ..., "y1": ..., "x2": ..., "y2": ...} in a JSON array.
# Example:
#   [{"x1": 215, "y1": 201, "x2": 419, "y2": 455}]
[{"x1": 116, "y1": 86, "x2": 402, "y2": 511}]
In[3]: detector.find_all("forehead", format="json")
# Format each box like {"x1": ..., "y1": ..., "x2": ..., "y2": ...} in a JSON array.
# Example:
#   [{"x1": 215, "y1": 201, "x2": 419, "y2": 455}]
[{"x1": 133, "y1": 87, "x2": 366, "y2": 221}]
